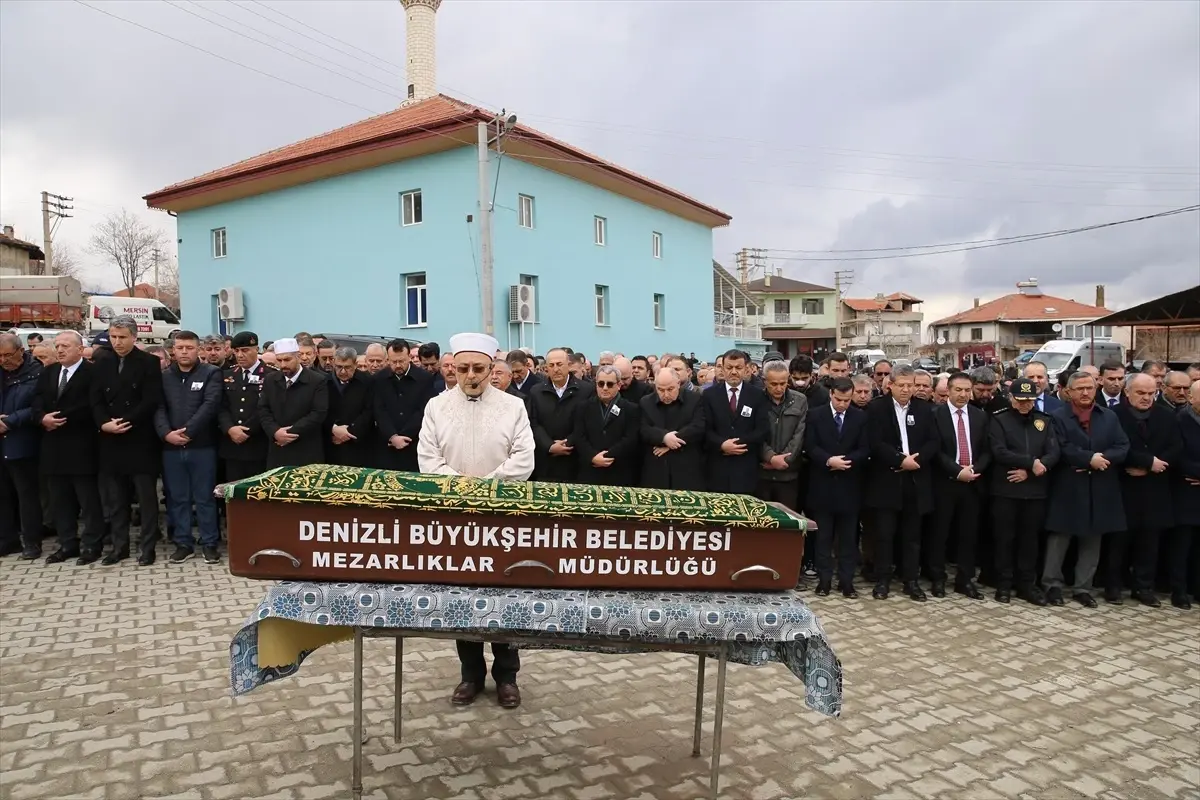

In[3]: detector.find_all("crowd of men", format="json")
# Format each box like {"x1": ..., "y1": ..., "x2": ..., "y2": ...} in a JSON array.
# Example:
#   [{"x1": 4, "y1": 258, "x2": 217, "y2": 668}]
[{"x1": 1, "y1": 322, "x2": 1199, "y2": 611}]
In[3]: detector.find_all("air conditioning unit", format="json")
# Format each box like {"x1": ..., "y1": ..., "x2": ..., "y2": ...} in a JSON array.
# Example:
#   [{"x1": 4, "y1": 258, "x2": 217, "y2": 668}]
[
  {"x1": 218, "y1": 286, "x2": 245, "y2": 321},
  {"x1": 508, "y1": 284, "x2": 536, "y2": 324}
]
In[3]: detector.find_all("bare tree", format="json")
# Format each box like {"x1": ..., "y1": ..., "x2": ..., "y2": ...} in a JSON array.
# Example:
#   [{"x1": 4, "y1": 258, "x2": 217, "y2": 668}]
[
  {"x1": 87, "y1": 209, "x2": 167, "y2": 293},
  {"x1": 153, "y1": 255, "x2": 181, "y2": 310},
  {"x1": 30, "y1": 242, "x2": 83, "y2": 280}
]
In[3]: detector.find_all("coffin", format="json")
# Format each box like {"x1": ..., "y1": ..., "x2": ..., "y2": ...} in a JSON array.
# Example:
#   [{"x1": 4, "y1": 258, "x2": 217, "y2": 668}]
[{"x1": 219, "y1": 465, "x2": 808, "y2": 591}]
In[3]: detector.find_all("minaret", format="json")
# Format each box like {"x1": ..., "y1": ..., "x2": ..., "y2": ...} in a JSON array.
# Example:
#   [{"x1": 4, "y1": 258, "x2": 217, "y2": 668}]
[{"x1": 400, "y1": 0, "x2": 442, "y2": 104}]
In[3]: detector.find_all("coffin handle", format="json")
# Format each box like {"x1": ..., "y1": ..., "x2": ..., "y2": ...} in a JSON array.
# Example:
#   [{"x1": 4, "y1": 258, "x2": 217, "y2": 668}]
[
  {"x1": 730, "y1": 565, "x2": 781, "y2": 581},
  {"x1": 503, "y1": 559, "x2": 556, "y2": 576},
  {"x1": 248, "y1": 548, "x2": 302, "y2": 568}
]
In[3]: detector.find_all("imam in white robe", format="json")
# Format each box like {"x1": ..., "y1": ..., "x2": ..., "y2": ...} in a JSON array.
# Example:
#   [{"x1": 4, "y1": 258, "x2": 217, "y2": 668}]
[{"x1": 417, "y1": 384, "x2": 535, "y2": 481}]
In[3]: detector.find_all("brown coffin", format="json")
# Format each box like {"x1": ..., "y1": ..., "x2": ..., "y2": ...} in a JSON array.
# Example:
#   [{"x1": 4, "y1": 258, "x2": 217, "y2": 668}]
[{"x1": 226, "y1": 501, "x2": 806, "y2": 591}]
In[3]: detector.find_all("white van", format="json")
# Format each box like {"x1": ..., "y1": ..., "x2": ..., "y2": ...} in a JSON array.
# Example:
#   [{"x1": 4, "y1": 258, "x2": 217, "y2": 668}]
[
  {"x1": 1031, "y1": 338, "x2": 1125, "y2": 382},
  {"x1": 87, "y1": 296, "x2": 181, "y2": 343}
]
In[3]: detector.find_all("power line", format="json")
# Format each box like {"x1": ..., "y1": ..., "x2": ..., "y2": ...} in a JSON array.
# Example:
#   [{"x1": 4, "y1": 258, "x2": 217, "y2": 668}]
[
  {"x1": 763, "y1": 205, "x2": 1199, "y2": 262},
  {"x1": 245, "y1": 0, "x2": 404, "y2": 72}
]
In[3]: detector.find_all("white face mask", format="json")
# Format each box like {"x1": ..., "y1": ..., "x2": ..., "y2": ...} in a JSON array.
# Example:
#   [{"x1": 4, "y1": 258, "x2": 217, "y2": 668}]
[{"x1": 792, "y1": 379, "x2": 809, "y2": 388}]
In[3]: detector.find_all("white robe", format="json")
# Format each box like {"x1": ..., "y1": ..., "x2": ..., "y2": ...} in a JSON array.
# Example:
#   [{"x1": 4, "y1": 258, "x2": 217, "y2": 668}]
[{"x1": 417, "y1": 385, "x2": 536, "y2": 481}]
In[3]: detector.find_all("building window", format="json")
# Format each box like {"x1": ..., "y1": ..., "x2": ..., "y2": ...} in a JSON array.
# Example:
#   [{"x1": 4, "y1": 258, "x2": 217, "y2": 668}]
[
  {"x1": 970, "y1": 327, "x2": 983, "y2": 341},
  {"x1": 801, "y1": 298, "x2": 824, "y2": 315},
  {"x1": 518, "y1": 194, "x2": 535, "y2": 229},
  {"x1": 652, "y1": 231, "x2": 662, "y2": 259},
  {"x1": 653, "y1": 294, "x2": 666, "y2": 329},
  {"x1": 211, "y1": 228, "x2": 227, "y2": 259},
  {"x1": 595, "y1": 284, "x2": 609, "y2": 326},
  {"x1": 404, "y1": 273, "x2": 427, "y2": 327},
  {"x1": 400, "y1": 190, "x2": 423, "y2": 226},
  {"x1": 594, "y1": 216, "x2": 606, "y2": 246},
  {"x1": 773, "y1": 298, "x2": 791, "y2": 316}
]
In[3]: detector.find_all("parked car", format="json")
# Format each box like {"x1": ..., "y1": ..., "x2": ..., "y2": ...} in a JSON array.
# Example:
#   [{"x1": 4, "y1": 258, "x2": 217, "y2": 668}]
[
  {"x1": 913, "y1": 356, "x2": 940, "y2": 372},
  {"x1": 9, "y1": 328, "x2": 88, "y2": 348}
]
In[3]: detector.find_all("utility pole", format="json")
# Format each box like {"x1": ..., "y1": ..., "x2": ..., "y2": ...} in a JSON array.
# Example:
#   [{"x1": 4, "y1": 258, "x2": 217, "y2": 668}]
[
  {"x1": 735, "y1": 248, "x2": 748, "y2": 285},
  {"x1": 832, "y1": 268, "x2": 854, "y2": 352},
  {"x1": 477, "y1": 111, "x2": 516, "y2": 337},
  {"x1": 40, "y1": 191, "x2": 73, "y2": 276}
]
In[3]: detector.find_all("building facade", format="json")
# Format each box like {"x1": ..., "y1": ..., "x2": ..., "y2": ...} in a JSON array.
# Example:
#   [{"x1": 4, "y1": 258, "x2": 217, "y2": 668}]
[
  {"x1": 0, "y1": 226, "x2": 44, "y2": 277},
  {"x1": 840, "y1": 293, "x2": 924, "y2": 357},
  {"x1": 743, "y1": 273, "x2": 837, "y2": 358}
]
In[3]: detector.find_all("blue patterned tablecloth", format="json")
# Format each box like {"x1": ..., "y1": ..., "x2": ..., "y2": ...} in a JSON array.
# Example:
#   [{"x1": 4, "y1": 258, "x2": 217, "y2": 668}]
[{"x1": 230, "y1": 581, "x2": 843, "y2": 717}]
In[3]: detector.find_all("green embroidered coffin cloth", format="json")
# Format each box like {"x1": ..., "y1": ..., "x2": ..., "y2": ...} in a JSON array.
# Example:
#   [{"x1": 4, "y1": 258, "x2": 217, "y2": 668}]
[{"x1": 219, "y1": 465, "x2": 804, "y2": 530}]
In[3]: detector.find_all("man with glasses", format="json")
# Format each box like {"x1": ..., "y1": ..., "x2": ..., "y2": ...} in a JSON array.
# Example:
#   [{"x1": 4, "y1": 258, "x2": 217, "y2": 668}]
[
  {"x1": 872, "y1": 360, "x2": 893, "y2": 397},
  {"x1": 573, "y1": 364, "x2": 641, "y2": 486},
  {"x1": 374, "y1": 338, "x2": 432, "y2": 472},
  {"x1": 324, "y1": 347, "x2": 375, "y2": 467}
]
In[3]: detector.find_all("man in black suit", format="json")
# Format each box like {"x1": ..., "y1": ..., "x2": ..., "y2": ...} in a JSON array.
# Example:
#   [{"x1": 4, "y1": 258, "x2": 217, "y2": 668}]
[
  {"x1": 506, "y1": 349, "x2": 542, "y2": 395},
  {"x1": 864, "y1": 365, "x2": 940, "y2": 601},
  {"x1": 928, "y1": 372, "x2": 991, "y2": 599},
  {"x1": 528, "y1": 348, "x2": 590, "y2": 482},
  {"x1": 259, "y1": 337, "x2": 329, "y2": 469},
  {"x1": 701, "y1": 349, "x2": 769, "y2": 495},
  {"x1": 327, "y1": 346, "x2": 376, "y2": 468},
  {"x1": 373, "y1": 338, "x2": 431, "y2": 471},
  {"x1": 32, "y1": 330, "x2": 105, "y2": 564},
  {"x1": 614, "y1": 356, "x2": 653, "y2": 405},
  {"x1": 573, "y1": 364, "x2": 641, "y2": 486},
  {"x1": 90, "y1": 316, "x2": 164, "y2": 566},
  {"x1": 639, "y1": 368, "x2": 707, "y2": 491},
  {"x1": 217, "y1": 331, "x2": 269, "y2": 482},
  {"x1": 804, "y1": 376, "x2": 870, "y2": 597}
]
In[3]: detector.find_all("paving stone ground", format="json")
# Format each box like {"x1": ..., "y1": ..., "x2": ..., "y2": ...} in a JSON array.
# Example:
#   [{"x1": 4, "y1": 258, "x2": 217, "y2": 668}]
[{"x1": 1, "y1": 541, "x2": 1198, "y2": 800}]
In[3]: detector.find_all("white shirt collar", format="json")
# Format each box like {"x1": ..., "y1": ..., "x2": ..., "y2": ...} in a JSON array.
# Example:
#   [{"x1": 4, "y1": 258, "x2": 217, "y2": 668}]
[
  {"x1": 60, "y1": 358, "x2": 83, "y2": 380},
  {"x1": 287, "y1": 366, "x2": 303, "y2": 385},
  {"x1": 830, "y1": 402, "x2": 843, "y2": 417}
]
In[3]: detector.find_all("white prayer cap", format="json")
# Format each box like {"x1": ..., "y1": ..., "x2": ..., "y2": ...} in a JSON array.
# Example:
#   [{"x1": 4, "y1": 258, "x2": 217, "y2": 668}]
[
  {"x1": 449, "y1": 332, "x2": 499, "y2": 357},
  {"x1": 274, "y1": 337, "x2": 300, "y2": 354}
]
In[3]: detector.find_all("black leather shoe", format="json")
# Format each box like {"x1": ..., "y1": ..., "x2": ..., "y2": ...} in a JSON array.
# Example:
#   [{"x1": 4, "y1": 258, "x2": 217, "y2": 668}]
[
  {"x1": 138, "y1": 553, "x2": 156, "y2": 567},
  {"x1": 815, "y1": 582, "x2": 831, "y2": 597},
  {"x1": 45, "y1": 549, "x2": 79, "y2": 565},
  {"x1": 872, "y1": 583, "x2": 889, "y2": 600},
  {"x1": 1074, "y1": 592, "x2": 1097, "y2": 609},
  {"x1": 903, "y1": 581, "x2": 928, "y2": 602},
  {"x1": 1132, "y1": 590, "x2": 1161, "y2": 608},
  {"x1": 450, "y1": 681, "x2": 484, "y2": 706},
  {"x1": 1017, "y1": 587, "x2": 1048, "y2": 607},
  {"x1": 19, "y1": 548, "x2": 41, "y2": 561},
  {"x1": 76, "y1": 551, "x2": 101, "y2": 566},
  {"x1": 1171, "y1": 593, "x2": 1192, "y2": 610},
  {"x1": 995, "y1": 589, "x2": 1012, "y2": 604},
  {"x1": 1046, "y1": 587, "x2": 1065, "y2": 606},
  {"x1": 1104, "y1": 589, "x2": 1123, "y2": 605},
  {"x1": 496, "y1": 683, "x2": 521, "y2": 709},
  {"x1": 930, "y1": 580, "x2": 946, "y2": 598},
  {"x1": 101, "y1": 552, "x2": 128, "y2": 566},
  {"x1": 956, "y1": 582, "x2": 984, "y2": 600},
  {"x1": 839, "y1": 583, "x2": 859, "y2": 599}
]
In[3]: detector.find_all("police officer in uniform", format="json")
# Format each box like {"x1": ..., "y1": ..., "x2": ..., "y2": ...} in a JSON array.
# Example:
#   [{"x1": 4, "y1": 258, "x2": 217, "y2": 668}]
[
  {"x1": 986, "y1": 378, "x2": 1060, "y2": 605},
  {"x1": 217, "y1": 331, "x2": 269, "y2": 482}
]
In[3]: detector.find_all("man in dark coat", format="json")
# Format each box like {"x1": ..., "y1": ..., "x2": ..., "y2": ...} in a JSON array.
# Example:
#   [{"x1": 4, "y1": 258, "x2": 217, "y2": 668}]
[
  {"x1": 1024, "y1": 361, "x2": 1063, "y2": 414},
  {"x1": 614, "y1": 356, "x2": 653, "y2": 406},
  {"x1": 31, "y1": 331, "x2": 105, "y2": 564},
  {"x1": 928, "y1": 371, "x2": 992, "y2": 600},
  {"x1": 1170, "y1": 381, "x2": 1200, "y2": 609},
  {"x1": 217, "y1": 331, "x2": 269, "y2": 482},
  {"x1": 639, "y1": 368, "x2": 707, "y2": 491},
  {"x1": 701, "y1": 349, "x2": 769, "y2": 495},
  {"x1": 987, "y1": 379, "x2": 1060, "y2": 605},
  {"x1": 373, "y1": 339, "x2": 431, "y2": 471},
  {"x1": 804, "y1": 376, "x2": 869, "y2": 597},
  {"x1": 572, "y1": 364, "x2": 640, "y2": 487},
  {"x1": 1109, "y1": 373, "x2": 1181, "y2": 607},
  {"x1": 506, "y1": 349, "x2": 542, "y2": 395},
  {"x1": 90, "y1": 317, "x2": 164, "y2": 566},
  {"x1": 0, "y1": 333, "x2": 44, "y2": 559},
  {"x1": 528, "y1": 348, "x2": 590, "y2": 482},
  {"x1": 259, "y1": 337, "x2": 330, "y2": 469},
  {"x1": 864, "y1": 365, "x2": 940, "y2": 601},
  {"x1": 326, "y1": 346, "x2": 376, "y2": 468},
  {"x1": 1043, "y1": 371, "x2": 1130, "y2": 608},
  {"x1": 756, "y1": 360, "x2": 807, "y2": 506}
]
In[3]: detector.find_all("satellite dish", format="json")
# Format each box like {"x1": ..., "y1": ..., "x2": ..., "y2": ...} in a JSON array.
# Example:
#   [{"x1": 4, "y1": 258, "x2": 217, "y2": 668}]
[
  {"x1": 936, "y1": 335, "x2": 947, "y2": 345},
  {"x1": 1051, "y1": 323, "x2": 1063, "y2": 332}
]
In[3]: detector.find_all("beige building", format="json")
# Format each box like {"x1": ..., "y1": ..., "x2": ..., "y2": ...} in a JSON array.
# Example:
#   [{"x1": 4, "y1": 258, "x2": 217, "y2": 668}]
[
  {"x1": 0, "y1": 226, "x2": 44, "y2": 277},
  {"x1": 743, "y1": 273, "x2": 838, "y2": 358},
  {"x1": 840, "y1": 293, "x2": 924, "y2": 357}
]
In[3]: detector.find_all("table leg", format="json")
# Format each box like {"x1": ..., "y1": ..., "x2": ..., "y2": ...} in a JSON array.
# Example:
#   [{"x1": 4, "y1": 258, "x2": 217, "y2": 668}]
[
  {"x1": 692, "y1": 655, "x2": 706, "y2": 756},
  {"x1": 352, "y1": 628, "x2": 364, "y2": 800},
  {"x1": 709, "y1": 644, "x2": 728, "y2": 799},
  {"x1": 394, "y1": 637, "x2": 404, "y2": 743}
]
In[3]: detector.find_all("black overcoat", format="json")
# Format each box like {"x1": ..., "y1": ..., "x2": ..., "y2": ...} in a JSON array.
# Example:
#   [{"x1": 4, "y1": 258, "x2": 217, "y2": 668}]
[
  {"x1": 89, "y1": 347, "x2": 163, "y2": 475},
  {"x1": 1045, "y1": 404, "x2": 1130, "y2": 537},
  {"x1": 1114, "y1": 402, "x2": 1182, "y2": 532},
  {"x1": 32, "y1": 360, "x2": 98, "y2": 476},
  {"x1": 528, "y1": 377, "x2": 591, "y2": 482},
  {"x1": 572, "y1": 395, "x2": 641, "y2": 487},
  {"x1": 701, "y1": 382, "x2": 770, "y2": 494},
  {"x1": 259, "y1": 367, "x2": 330, "y2": 468},
  {"x1": 327, "y1": 371, "x2": 377, "y2": 468},
  {"x1": 638, "y1": 391, "x2": 707, "y2": 491},
  {"x1": 372, "y1": 366, "x2": 432, "y2": 471},
  {"x1": 803, "y1": 403, "x2": 869, "y2": 514},
  {"x1": 1176, "y1": 407, "x2": 1200, "y2": 526}
]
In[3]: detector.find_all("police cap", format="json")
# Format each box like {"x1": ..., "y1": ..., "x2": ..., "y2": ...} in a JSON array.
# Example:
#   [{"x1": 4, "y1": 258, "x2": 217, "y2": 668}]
[{"x1": 1009, "y1": 379, "x2": 1039, "y2": 399}]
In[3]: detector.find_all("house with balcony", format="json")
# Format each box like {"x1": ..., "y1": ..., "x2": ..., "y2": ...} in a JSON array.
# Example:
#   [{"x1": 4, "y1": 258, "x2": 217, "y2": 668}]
[
  {"x1": 928, "y1": 279, "x2": 1111, "y2": 365},
  {"x1": 713, "y1": 260, "x2": 769, "y2": 360},
  {"x1": 743, "y1": 273, "x2": 837, "y2": 358},
  {"x1": 840, "y1": 293, "x2": 924, "y2": 357}
]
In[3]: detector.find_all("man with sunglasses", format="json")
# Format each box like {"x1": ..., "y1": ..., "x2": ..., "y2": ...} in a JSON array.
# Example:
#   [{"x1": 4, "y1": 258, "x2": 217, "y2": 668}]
[{"x1": 418, "y1": 332, "x2": 535, "y2": 710}]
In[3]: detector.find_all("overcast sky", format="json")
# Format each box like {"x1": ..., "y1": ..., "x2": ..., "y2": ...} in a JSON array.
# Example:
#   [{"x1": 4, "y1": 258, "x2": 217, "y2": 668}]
[{"x1": 2, "y1": 0, "x2": 1198, "y2": 331}]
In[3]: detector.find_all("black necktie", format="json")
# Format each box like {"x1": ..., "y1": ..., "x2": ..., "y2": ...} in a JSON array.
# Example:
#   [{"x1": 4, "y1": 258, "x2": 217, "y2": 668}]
[
  {"x1": 835, "y1": 412, "x2": 843, "y2": 434},
  {"x1": 118, "y1": 357, "x2": 125, "y2": 374},
  {"x1": 57, "y1": 367, "x2": 70, "y2": 399}
]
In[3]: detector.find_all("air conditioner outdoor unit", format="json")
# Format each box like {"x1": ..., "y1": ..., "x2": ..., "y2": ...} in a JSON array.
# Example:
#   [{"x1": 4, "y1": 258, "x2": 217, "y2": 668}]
[
  {"x1": 508, "y1": 284, "x2": 536, "y2": 324},
  {"x1": 218, "y1": 286, "x2": 245, "y2": 321}
]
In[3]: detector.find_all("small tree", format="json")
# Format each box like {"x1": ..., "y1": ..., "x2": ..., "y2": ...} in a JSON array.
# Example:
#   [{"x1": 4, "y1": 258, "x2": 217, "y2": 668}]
[
  {"x1": 87, "y1": 210, "x2": 167, "y2": 293},
  {"x1": 30, "y1": 242, "x2": 83, "y2": 280}
]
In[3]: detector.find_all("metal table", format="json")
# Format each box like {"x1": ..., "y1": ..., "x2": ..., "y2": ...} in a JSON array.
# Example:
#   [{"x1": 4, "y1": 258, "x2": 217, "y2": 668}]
[{"x1": 350, "y1": 628, "x2": 732, "y2": 800}]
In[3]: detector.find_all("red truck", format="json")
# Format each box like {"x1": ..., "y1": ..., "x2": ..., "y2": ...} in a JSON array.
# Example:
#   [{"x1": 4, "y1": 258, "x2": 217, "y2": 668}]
[{"x1": 0, "y1": 276, "x2": 86, "y2": 329}]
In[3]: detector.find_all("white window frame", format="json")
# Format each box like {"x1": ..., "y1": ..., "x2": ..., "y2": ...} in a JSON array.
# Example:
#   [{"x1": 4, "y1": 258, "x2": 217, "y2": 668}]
[
  {"x1": 518, "y1": 194, "x2": 535, "y2": 229},
  {"x1": 401, "y1": 190, "x2": 423, "y2": 227},
  {"x1": 211, "y1": 227, "x2": 227, "y2": 259},
  {"x1": 594, "y1": 216, "x2": 606, "y2": 246},
  {"x1": 653, "y1": 293, "x2": 665, "y2": 329},
  {"x1": 404, "y1": 272, "x2": 428, "y2": 327},
  {"x1": 652, "y1": 231, "x2": 662, "y2": 259},
  {"x1": 595, "y1": 284, "x2": 609, "y2": 326}
]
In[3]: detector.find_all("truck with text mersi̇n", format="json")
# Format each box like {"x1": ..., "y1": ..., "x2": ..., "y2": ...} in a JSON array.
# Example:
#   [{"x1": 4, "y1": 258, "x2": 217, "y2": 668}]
[
  {"x1": 0, "y1": 275, "x2": 86, "y2": 330},
  {"x1": 86, "y1": 296, "x2": 181, "y2": 343}
]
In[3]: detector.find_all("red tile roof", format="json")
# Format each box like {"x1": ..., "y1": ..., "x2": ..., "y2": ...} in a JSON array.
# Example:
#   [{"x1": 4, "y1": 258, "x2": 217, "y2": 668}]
[
  {"x1": 885, "y1": 292, "x2": 923, "y2": 303},
  {"x1": 145, "y1": 94, "x2": 731, "y2": 224},
  {"x1": 114, "y1": 283, "x2": 179, "y2": 309},
  {"x1": 932, "y1": 292, "x2": 1110, "y2": 325}
]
